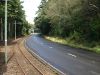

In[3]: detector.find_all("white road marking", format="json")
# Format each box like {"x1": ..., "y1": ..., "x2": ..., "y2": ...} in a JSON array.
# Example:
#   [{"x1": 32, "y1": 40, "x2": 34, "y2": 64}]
[
  {"x1": 67, "y1": 53, "x2": 77, "y2": 58},
  {"x1": 49, "y1": 46, "x2": 53, "y2": 48},
  {"x1": 40, "y1": 43, "x2": 44, "y2": 45},
  {"x1": 25, "y1": 40, "x2": 66, "y2": 75},
  {"x1": 90, "y1": 71, "x2": 100, "y2": 75},
  {"x1": 92, "y1": 61, "x2": 96, "y2": 63},
  {"x1": 35, "y1": 38, "x2": 37, "y2": 40}
]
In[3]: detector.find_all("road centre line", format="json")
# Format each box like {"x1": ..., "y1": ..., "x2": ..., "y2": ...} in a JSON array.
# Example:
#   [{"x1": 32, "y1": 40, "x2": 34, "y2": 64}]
[
  {"x1": 67, "y1": 53, "x2": 77, "y2": 58},
  {"x1": 49, "y1": 46, "x2": 53, "y2": 48},
  {"x1": 40, "y1": 43, "x2": 44, "y2": 45},
  {"x1": 25, "y1": 40, "x2": 66, "y2": 75},
  {"x1": 90, "y1": 70, "x2": 100, "y2": 75}
]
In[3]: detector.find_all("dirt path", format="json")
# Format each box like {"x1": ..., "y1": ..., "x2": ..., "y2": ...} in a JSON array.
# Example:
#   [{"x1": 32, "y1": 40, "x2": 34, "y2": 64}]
[
  {"x1": 0, "y1": 37, "x2": 59, "y2": 75},
  {"x1": 0, "y1": 39, "x2": 24, "y2": 75}
]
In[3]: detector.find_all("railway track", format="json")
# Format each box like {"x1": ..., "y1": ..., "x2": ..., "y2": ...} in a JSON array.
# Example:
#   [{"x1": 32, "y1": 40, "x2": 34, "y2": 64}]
[
  {"x1": 7, "y1": 45, "x2": 14, "y2": 63},
  {"x1": 14, "y1": 38, "x2": 43, "y2": 75},
  {"x1": 0, "y1": 38, "x2": 58, "y2": 75}
]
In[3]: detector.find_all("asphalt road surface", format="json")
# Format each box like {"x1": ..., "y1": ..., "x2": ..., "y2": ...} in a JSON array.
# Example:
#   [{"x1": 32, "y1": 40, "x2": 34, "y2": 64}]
[{"x1": 25, "y1": 34, "x2": 100, "y2": 75}]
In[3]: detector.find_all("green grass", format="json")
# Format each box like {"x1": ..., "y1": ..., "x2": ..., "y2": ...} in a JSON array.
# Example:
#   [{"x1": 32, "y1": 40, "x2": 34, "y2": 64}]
[{"x1": 44, "y1": 36, "x2": 100, "y2": 54}]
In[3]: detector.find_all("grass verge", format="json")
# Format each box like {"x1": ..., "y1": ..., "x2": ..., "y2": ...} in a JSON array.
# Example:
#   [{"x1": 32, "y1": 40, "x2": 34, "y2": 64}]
[{"x1": 44, "y1": 36, "x2": 100, "y2": 54}]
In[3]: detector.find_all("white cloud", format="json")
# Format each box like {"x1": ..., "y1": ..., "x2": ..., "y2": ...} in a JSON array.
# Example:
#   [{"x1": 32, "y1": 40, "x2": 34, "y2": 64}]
[{"x1": 20, "y1": 0, "x2": 41, "y2": 24}]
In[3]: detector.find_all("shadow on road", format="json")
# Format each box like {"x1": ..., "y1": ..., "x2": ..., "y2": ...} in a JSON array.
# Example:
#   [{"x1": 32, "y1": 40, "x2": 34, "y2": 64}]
[{"x1": 0, "y1": 52, "x2": 7, "y2": 75}]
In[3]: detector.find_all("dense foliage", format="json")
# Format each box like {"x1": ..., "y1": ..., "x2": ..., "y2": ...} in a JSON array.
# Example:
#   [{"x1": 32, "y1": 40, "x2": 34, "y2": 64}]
[
  {"x1": 0, "y1": 0, "x2": 30, "y2": 41},
  {"x1": 34, "y1": 0, "x2": 100, "y2": 47}
]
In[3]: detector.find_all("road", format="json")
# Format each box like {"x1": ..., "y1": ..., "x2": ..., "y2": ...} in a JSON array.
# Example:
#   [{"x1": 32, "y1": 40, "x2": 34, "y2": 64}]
[{"x1": 25, "y1": 34, "x2": 100, "y2": 75}]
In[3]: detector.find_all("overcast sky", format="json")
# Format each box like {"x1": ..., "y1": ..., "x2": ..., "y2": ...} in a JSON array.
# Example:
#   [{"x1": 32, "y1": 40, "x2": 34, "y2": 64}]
[{"x1": 20, "y1": 0, "x2": 41, "y2": 24}]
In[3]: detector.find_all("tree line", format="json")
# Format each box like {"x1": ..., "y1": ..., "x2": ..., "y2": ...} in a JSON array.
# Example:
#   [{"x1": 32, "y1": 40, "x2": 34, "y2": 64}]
[
  {"x1": 34, "y1": 0, "x2": 100, "y2": 47},
  {"x1": 0, "y1": 0, "x2": 30, "y2": 41}
]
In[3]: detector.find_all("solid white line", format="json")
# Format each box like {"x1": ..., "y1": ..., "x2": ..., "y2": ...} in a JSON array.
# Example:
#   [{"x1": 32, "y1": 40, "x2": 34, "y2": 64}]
[
  {"x1": 24, "y1": 40, "x2": 66, "y2": 75},
  {"x1": 67, "y1": 53, "x2": 77, "y2": 58}
]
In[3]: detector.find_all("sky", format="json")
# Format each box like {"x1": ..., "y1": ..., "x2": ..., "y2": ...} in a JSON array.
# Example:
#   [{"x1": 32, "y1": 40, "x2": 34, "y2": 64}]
[{"x1": 20, "y1": 0, "x2": 41, "y2": 24}]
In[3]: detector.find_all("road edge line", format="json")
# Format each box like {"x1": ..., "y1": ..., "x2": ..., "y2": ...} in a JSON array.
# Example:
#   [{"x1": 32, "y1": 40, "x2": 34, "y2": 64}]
[{"x1": 24, "y1": 39, "x2": 66, "y2": 75}]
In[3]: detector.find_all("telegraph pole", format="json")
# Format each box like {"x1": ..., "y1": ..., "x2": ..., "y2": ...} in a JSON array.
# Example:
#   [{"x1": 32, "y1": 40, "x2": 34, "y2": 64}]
[{"x1": 5, "y1": 0, "x2": 8, "y2": 64}]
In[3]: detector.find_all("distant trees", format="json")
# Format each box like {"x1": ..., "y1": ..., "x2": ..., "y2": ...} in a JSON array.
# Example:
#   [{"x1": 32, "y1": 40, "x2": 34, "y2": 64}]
[
  {"x1": 34, "y1": 0, "x2": 51, "y2": 35},
  {"x1": 0, "y1": 0, "x2": 30, "y2": 41},
  {"x1": 34, "y1": 0, "x2": 100, "y2": 46}
]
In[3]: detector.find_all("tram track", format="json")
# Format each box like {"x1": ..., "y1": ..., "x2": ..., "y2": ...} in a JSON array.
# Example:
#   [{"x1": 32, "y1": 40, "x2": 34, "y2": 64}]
[
  {"x1": 0, "y1": 37, "x2": 58, "y2": 75},
  {"x1": 14, "y1": 38, "x2": 43, "y2": 75}
]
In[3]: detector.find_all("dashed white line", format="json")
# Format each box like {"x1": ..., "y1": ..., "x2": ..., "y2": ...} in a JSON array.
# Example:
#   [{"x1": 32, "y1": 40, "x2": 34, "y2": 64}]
[
  {"x1": 49, "y1": 47, "x2": 53, "y2": 48},
  {"x1": 92, "y1": 61, "x2": 96, "y2": 63},
  {"x1": 25, "y1": 40, "x2": 66, "y2": 75},
  {"x1": 67, "y1": 53, "x2": 77, "y2": 58},
  {"x1": 40, "y1": 43, "x2": 44, "y2": 45},
  {"x1": 90, "y1": 71, "x2": 100, "y2": 75}
]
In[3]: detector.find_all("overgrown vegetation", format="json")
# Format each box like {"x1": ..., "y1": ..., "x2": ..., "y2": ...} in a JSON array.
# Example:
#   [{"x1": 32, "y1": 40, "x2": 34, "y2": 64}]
[
  {"x1": 34, "y1": 0, "x2": 100, "y2": 53},
  {"x1": 0, "y1": 0, "x2": 30, "y2": 41}
]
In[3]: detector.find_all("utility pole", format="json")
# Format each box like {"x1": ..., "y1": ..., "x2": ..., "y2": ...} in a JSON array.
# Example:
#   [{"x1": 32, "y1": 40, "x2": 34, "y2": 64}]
[
  {"x1": 4, "y1": 0, "x2": 8, "y2": 64},
  {"x1": 14, "y1": 20, "x2": 16, "y2": 40}
]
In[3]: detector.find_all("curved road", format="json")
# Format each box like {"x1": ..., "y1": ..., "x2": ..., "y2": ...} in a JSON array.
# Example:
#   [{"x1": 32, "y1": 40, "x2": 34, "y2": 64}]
[{"x1": 26, "y1": 34, "x2": 100, "y2": 75}]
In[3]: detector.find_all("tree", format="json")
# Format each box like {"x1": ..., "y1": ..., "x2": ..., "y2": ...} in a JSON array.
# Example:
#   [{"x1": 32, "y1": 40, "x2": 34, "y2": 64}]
[
  {"x1": 0, "y1": 0, "x2": 30, "y2": 41},
  {"x1": 34, "y1": 0, "x2": 100, "y2": 44},
  {"x1": 34, "y1": 0, "x2": 51, "y2": 35}
]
